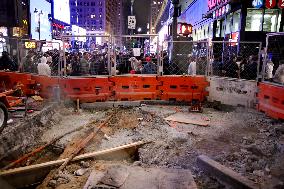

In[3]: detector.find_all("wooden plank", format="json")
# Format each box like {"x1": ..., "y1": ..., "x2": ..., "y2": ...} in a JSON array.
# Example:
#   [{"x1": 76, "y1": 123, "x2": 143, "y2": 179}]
[
  {"x1": 197, "y1": 155, "x2": 259, "y2": 189},
  {"x1": 0, "y1": 141, "x2": 148, "y2": 176},
  {"x1": 165, "y1": 113, "x2": 209, "y2": 127}
]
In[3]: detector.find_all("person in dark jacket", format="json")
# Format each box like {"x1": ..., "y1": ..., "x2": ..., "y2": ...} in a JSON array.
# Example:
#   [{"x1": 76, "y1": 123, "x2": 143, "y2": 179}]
[{"x1": 0, "y1": 51, "x2": 17, "y2": 71}]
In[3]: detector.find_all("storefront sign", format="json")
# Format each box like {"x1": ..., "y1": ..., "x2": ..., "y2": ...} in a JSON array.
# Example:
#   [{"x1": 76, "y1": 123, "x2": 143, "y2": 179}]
[
  {"x1": 212, "y1": 4, "x2": 230, "y2": 19},
  {"x1": 208, "y1": 0, "x2": 228, "y2": 10},
  {"x1": 252, "y1": 0, "x2": 263, "y2": 8},
  {"x1": 24, "y1": 41, "x2": 37, "y2": 49},
  {"x1": 266, "y1": 0, "x2": 276, "y2": 8},
  {"x1": 279, "y1": 0, "x2": 284, "y2": 9}
]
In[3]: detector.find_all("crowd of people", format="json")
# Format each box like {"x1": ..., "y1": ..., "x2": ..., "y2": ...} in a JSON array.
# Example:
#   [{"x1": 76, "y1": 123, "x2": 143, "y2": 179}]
[{"x1": 0, "y1": 48, "x2": 283, "y2": 84}]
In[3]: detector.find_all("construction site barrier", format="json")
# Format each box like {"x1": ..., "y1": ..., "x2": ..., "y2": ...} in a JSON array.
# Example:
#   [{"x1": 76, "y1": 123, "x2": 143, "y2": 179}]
[
  {"x1": 59, "y1": 77, "x2": 113, "y2": 103},
  {"x1": 109, "y1": 76, "x2": 160, "y2": 101},
  {"x1": 158, "y1": 76, "x2": 209, "y2": 102},
  {"x1": 31, "y1": 75, "x2": 60, "y2": 99},
  {"x1": 257, "y1": 82, "x2": 284, "y2": 120},
  {"x1": 0, "y1": 72, "x2": 35, "y2": 95}
]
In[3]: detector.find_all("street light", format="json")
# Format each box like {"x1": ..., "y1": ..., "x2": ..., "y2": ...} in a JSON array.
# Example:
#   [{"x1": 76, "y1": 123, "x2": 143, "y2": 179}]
[
  {"x1": 137, "y1": 27, "x2": 142, "y2": 33},
  {"x1": 34, "y1": 8, "x2": 43, "y2": 40}
]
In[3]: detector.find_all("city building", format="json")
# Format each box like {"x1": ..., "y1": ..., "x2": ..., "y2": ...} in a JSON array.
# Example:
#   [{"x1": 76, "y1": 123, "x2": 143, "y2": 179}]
[
  {"x1": 69, "y1": 0, "x2": 124, "y2": 36},
  {"x1": 178, "y1": 0, "x2": 284, "y2": 43},
  {"x1": 0, "y1": 0, "x2": 29, "y2": 38},
  {"x1": 150, "y1": 0, "x2": 165, "y2": 33},
  {"x1": 52, "y1": 0, "x2": 71, "y2": 39}
]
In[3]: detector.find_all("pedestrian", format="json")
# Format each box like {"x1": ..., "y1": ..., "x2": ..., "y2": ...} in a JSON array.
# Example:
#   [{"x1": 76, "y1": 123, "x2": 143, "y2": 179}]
[
  {"x1": 273, "y1": 63, "x2": 284, "y2": 84},
  {"x1": 0, "y1": 51, "x2": 17, "y2": 71},
  {"x1": 142, "y1": 57, "x2": 157, "y2": 74},
  {"x1": 187, "y1": 55, "x2": 196, "y2": 75},
  {"x1": 266, "y1": 58, "x2": 274, "y2": 82},
  {"x1": 223, "y1": 56, "x2": 239, "y2": 78},
  {"x1": 212, "y1": 56, "x2": 222, "y2": 76},
  {"x1": 37, "y1": 56, "x2": 51, "y2": 76},
  {"x1": 79, "y1": 52, "x2": 90, "y2": 75},
  {"x1": 244, "y1": 55, "x2": 258, "y2": 80}
]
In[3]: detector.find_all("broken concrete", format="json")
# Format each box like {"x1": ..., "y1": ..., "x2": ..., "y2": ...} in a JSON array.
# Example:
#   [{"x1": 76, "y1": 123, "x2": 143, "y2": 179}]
[{"x1": 84, "y1": 164, "x2": 197, "y2": 189}]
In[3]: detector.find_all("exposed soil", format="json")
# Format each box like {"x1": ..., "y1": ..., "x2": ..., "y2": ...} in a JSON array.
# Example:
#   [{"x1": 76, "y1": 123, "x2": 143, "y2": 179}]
[{"x1": 1, "y1": 104, "x2": 284, "y2": 189}]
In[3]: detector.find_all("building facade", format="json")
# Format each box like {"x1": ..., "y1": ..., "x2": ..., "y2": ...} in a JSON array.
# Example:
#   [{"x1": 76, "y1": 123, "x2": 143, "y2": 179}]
[
  {"x1": 178, "y1": 0, "x2": 284, "y2": 43},
  {"x1": 69, "y1": 0, "x2": 124, "y2": 36}
]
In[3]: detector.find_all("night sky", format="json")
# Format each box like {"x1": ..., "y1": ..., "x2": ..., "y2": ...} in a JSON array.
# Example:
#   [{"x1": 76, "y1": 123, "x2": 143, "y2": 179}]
[{"x1": 133, "y1": 0, "x2": 151, "y2": 33}]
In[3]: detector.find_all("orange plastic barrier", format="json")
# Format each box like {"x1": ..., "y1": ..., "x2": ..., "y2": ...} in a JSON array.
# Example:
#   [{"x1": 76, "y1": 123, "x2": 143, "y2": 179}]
[
  {"x1": 257, "y1": 82, "x2": 284, "y2": 120},
  {"x1": 31, "y1": 75, "x2": 60, "y2": 99},
  {"x1": 157, "y1": 76, "x2": 209, "y2": 102},
  {"x1": 59, "y1": 77, "x2": 113, "y2": 102},
  {"x1": 109, "y1": 76, "x2": 160, "y2": 101},
  {"x1": 0, "y1": 72, "x2": 35, "y2": 95}
]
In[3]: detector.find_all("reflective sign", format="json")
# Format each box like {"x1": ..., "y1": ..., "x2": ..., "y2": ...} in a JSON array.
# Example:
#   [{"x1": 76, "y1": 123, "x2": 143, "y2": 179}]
[
  {"x1": 266, "y1": 0, "x2": 276, "y2": 8},
  {"x1": 279, "y1": 0, "x2": 284, "y2": 8},
  {"x1": 252, "y1": 0, "x2": 263, "y2": 8}
]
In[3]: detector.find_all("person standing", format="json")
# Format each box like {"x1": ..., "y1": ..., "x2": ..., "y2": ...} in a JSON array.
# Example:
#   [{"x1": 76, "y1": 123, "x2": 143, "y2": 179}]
[
  {"x1": 37, "y1": 56, "x2": 51, "y2": 76},
  {"x1": 79, "y1": 52, "x2": 90, "y2": 75},
  {"x1": 187, "y1": 55, "x2": 196, "y2": 75}
]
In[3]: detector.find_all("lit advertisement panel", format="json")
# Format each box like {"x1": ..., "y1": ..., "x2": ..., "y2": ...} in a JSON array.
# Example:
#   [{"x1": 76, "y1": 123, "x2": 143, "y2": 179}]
[
  {"x1": 54, "y1": 0, "x2": 70, "y2": 24},
  {"x1": 30, "y1": 0, "x2": 52, "y2": 40}
]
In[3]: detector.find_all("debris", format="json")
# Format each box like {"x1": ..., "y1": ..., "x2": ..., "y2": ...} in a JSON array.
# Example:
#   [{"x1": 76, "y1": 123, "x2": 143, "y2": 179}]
[
  {"x1": 197, "y1": 155, "x2": 258, "y2": 189},
  {"x1": 0, "y1": 141, "x2": 149, "y2": 177},
  {"x1": 48, "y1": 180, "x2": 57, "y2": 188},
  {"x1": 104, "y1": 134, "x2": 111, "y2": 140},
  {"x1": 100, "y1": 165, "x2": 129, "y2": 187},
  {"x1": 137, "y1": 118, "x2": 143, "y2": 121},
  {"x1": 7, "y1": 119, "x2": 13, "y2": 124},
  {"x1": 165, "y1": 112, "x2": 210, "y2": 127},
  {"x1": 133, "y1": 161, "x2": 142, "y2": 166},
  {"x1": 80, "y1": 161, "x2": 90, "y2": 168},
  {"x1": 74, "y1": 168, "x2": 89, "y2": 176},
  {"x1": 31, "y1": 96, "x2": 43, "y2": 101}
]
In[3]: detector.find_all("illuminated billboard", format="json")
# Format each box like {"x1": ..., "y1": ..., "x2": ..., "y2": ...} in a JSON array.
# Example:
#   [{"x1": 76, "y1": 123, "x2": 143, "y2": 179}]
[
  {"x1": 54, "y1": 0, "x2": 70, "y2": 24},
  {"x1": 30, "y1": 0, "x2": 52, "y2": 41}
]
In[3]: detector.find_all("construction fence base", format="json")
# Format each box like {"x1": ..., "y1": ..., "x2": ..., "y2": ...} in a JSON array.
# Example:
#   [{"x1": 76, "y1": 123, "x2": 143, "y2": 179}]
[{"x1": 1, "y1": 71, "x2": 283, "y2": 120}]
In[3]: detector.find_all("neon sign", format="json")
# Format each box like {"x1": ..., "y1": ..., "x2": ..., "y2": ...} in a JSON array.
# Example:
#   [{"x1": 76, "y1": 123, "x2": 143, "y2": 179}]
[
  {"x1": 208, "y1": 0, "x2": 228, "y2": 10},
  {"x1": 24, "y1": 41, "x2": 37, "y2": 49}
]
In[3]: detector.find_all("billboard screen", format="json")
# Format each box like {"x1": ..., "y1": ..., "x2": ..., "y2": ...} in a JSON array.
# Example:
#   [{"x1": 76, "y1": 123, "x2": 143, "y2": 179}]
[
  {"x1": 54, "y1": 0, "x2": 70, "y2": 24},
  {"x1": 30, "y1": 0, "x2": 52, "y2": 40}
]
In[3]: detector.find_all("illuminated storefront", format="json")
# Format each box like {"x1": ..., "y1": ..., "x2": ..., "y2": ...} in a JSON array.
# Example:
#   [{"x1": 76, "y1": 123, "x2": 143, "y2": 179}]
[{"x1": 179, "y1": 0, "x2": 284, "y2": 42}]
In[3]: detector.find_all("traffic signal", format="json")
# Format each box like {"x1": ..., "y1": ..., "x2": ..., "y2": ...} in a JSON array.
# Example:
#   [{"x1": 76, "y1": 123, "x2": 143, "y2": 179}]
[{"x1": 178, "y1": 23, "x2": 193, "y2": 36}]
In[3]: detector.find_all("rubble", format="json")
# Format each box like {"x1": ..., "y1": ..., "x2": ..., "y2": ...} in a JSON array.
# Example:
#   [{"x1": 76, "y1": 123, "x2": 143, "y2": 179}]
[{"x1": 1, "y1": 104, "x2": 283, "y2": 189}]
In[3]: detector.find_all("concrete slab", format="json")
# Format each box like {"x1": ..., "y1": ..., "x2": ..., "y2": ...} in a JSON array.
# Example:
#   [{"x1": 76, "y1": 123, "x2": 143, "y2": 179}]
[{"x1": 84, "y1": 164, "x2": 197, "y2": 189}]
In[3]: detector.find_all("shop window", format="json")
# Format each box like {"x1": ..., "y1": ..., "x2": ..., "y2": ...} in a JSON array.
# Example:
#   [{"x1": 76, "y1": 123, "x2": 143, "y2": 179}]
[
  {"x1": 232, "y1": 11, "x2": 240, "y2": 33},
  {"x1": 263, "y1": 9, "x2": 279, "y2": 32},
  {"x1": 246, "y1": 9, "x2": 263, "y2": 31}
]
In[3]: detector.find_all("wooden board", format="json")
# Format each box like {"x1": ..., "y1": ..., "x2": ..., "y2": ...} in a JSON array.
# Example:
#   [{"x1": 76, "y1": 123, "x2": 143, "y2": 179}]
[
  {"x1": 0, "y1": 141, "x2": 148, "y2": 177},
  {"x1": 165, "y1": 112, "x2": 210, "y2": 127}
]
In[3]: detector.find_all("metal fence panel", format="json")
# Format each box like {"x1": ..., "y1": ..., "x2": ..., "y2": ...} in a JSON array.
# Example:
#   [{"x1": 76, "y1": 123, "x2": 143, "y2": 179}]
[
  {"x1": 18, "y1": 39, "x2": 62, "y2": 76},
  {"x1": 262, "y1": 33, "x2": 284, "y2": 85},
  {"x1": 61, "y1": 35, "x2": 111, "y2": 77},
  {"x1": 209, "y1": 41, "x2": 262, "y2": 80},
  {"x1": 0, "y1": 37, "x2": 20, "y2": 72},
  {"x1": 112, "y1": 34, "x2": 161, "y2": 76},
  {"x1": 163, "y1": 41, "x2": 209, "y2": 76}
]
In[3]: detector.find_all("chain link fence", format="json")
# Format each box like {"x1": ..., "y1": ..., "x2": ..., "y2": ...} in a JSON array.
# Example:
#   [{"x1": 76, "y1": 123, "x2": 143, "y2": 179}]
[
  {"x1": 112, "y1": 34, "x2": 161, "y2": 75},
  {"x1": 0, "y1": 37, "x2": 20, "y2": 72},
  {"x1": 61, "y1": 35, "x2": 111, "y2": 77},
  {"x1": 262, "y1": 33, "x2": 284, "y2": 85},
  {"x1": 162, "y1": 41, "x2": 209, "y2": 76},
  {"x1": 18, "y1": 39, "x2": 63, "y2": 76},
  {"x1": 208, "y1": 41, "x2": 262, "y2": 80}
]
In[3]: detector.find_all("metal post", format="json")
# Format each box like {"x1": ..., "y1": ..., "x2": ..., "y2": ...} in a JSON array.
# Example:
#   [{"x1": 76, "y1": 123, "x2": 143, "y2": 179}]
[
  {"x1": 256, "y1": 42, "x2": 262, "y2": 81},
  {"x1": 107, "y1": 36, "x2": 111, "y2": 76},
  {"x1": 261, "y1": 35, "x2": 269, "y2": 81},
  {"x1": 62, "y1": 38, "x2": 67, "y2": 76}
]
